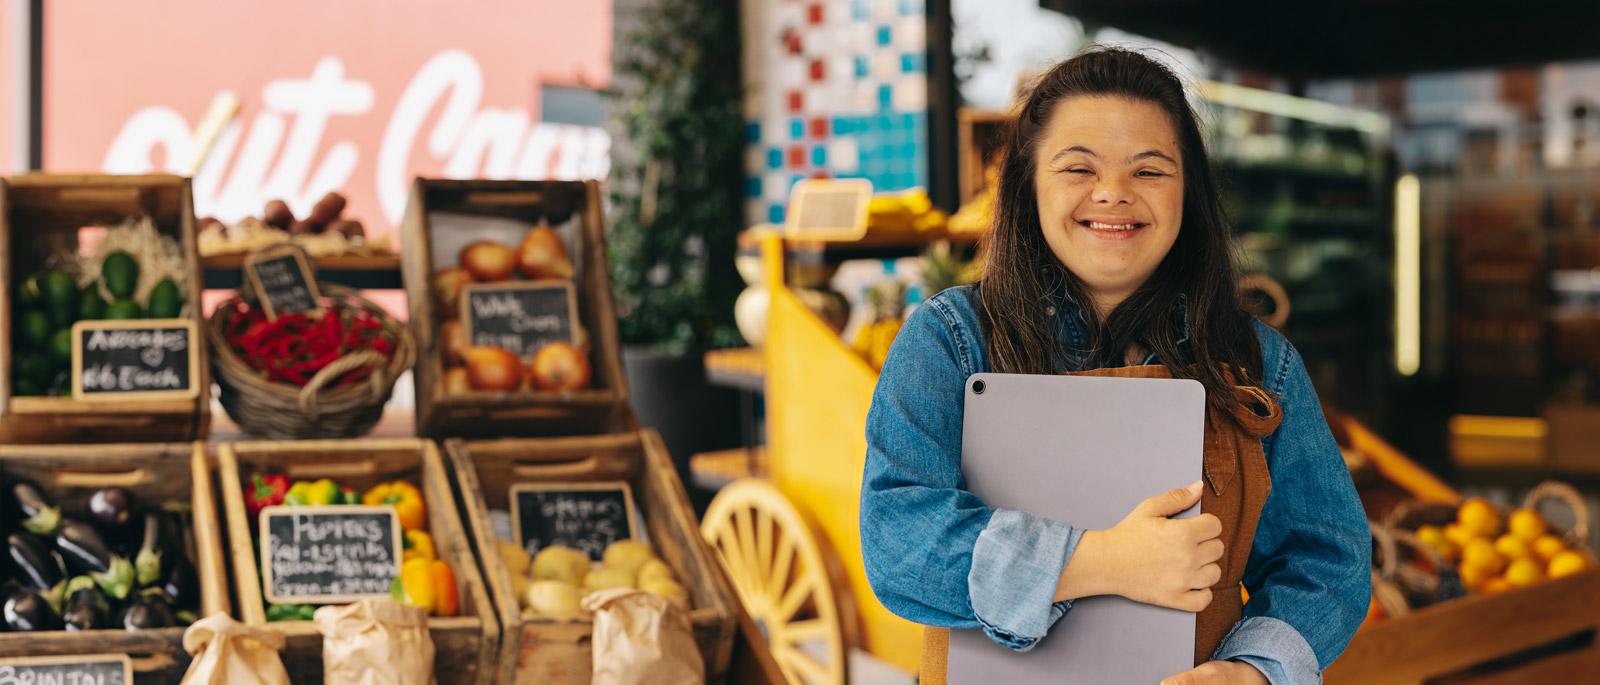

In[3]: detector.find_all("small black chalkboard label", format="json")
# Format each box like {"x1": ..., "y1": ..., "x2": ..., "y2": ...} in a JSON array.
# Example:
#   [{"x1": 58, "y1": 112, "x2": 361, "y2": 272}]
[
  {"x1": 259, "y1": 505, "x2": 401, "y2": 604},
  {"x1": 245, "y1": 246, "x2": 321, "y2": 319},
  {"x1": 461, "y1": 281, "x2": 577, "y2": 359},
  {"x1": 511, "y1": 481, "x2": 637, "y2": 560},
  {"x1": 70, "y1": 319, "x2": 200, "y2": 402},
  {"x1": 0, "y1": 654, "x2": 131, "y2": 685}
]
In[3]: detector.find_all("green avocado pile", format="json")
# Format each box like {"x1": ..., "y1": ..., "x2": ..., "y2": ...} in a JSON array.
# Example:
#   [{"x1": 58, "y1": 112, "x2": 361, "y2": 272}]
[{"x1": 11, "y1": 250, "x2": 183, "y2": 397}]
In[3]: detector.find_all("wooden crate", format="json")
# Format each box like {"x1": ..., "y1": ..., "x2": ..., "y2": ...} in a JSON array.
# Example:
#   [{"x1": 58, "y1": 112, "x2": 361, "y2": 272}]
[
  {"x1": 216, "y1": 439, "x2": 499, "y2": 684},
  {"x1": 956, "y1": 108, "x2": 1010, "y2": 206},
  {"x1": 445, "y1": 430, "x2": 737, "y2": 684},
  {"x1": 1328, "y1": 569, "x2": 1600, "y2": 684},
  {"x1": 400, "y1": 179, "x2": 629, "y2": 439},
  {"x1": 0, "y1": 174, "x2": 209, "y2": 443},
  {"x1": 0, "y1": 442, "x2": 230, "y2": 684}
]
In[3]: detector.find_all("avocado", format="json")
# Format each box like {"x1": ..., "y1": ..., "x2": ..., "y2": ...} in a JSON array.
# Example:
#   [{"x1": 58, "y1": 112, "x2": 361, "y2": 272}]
[
  {"x1": 101, "y1": 251, "x2": 139, "y2": 300},
  {"x1": 12, "y1": 376, "x2": 42, "y2": 397},
  {"x1": 16, "y1": 310, "x2": 52, "y2": 349},
  {"x1": 16, "y1": 274, "x2": 43, "y2": 310},
  {"x1": 78, "y1": 288, "x2": 107, "y2": 321},
  {"x1": 42, "y1": 271, "x2": 78, "y2": 329},
  {"x1": 104, "y1": 300, "x2": 143, "y2": 320},
  {"x1": 17, "y1": 354, "x2": 52, "y2": 389},
  {"x1": 146, "y1": 279, "x2": 181, "y2": 319},
  {"x1": 48, "y1": 328, "x2": 73, "y2": 368}
]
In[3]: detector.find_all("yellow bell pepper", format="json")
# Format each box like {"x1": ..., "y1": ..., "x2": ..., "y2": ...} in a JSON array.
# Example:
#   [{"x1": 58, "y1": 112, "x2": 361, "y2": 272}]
[
  {"x1": 364, "y1": 481, "x2": 426, "y2": 532},
  {"x1": 403, "y1": 530, "x2": 436, "y2": 562},
  {"x1": 391, "y1": 558, "x2": 458, "y2": 616}
]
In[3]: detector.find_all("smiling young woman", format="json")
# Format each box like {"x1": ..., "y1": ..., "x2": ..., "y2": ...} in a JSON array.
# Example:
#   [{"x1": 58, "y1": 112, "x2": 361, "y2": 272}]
[{"x1": 860, "y1": 47, "x2": 1371, "y2": 685}]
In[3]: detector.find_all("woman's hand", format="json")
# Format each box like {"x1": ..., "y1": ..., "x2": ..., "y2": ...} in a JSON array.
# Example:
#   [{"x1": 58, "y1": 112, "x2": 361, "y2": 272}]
[
  {"x1": 1160, "y1": 660, "x2": 1269, "y2": 685},
  {"x1": 1054, "y1": 480, "x2": 1224, "y2": 611}
]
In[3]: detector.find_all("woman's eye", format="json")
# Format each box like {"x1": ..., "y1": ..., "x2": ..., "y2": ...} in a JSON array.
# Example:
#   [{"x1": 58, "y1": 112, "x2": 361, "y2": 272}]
[
  {"x1": 1064, "y1": 167, "x2": 1093, "y2": 175},
  {"x1": 1136, "y1": 170, "x2": 1167, "y2": 178}
]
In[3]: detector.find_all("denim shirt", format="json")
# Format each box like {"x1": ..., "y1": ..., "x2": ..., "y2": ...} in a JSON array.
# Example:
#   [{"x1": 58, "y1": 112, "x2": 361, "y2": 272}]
[{"x1": 860, "y1": 285, "x2": 1371, "y2": 685}]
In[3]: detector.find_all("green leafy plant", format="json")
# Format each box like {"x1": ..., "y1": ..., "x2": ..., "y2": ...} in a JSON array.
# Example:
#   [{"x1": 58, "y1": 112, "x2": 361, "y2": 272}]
[{"x1": 607, "y1": 0, "x2": 745, "y2": 352}]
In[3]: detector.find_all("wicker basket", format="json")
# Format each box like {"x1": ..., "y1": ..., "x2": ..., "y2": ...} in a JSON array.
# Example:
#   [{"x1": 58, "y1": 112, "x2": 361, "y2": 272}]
[{"x1": 207, "y1": 283, "x2": 414, "y2": 438}]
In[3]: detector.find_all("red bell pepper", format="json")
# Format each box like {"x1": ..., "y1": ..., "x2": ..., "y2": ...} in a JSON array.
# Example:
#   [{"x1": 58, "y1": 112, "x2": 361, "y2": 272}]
[{"x1": 247, "y1": 473, "x2": 290, "y2": 514}]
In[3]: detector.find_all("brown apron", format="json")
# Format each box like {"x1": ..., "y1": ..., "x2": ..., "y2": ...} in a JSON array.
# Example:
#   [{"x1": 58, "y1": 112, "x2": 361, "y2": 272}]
[{"x1": 921, "y1": 365, "x2": 1283, "y2": 681}]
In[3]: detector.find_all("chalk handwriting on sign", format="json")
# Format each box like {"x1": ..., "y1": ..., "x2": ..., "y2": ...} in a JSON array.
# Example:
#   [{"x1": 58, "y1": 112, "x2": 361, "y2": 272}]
[
  {"x1": 0, "y1": 654, "x2": 131, "y2": 685},
  {"x1": 511, "y1": 482, "x2": 637, "y2": 560},
  {"x1": 462, "y1": 282, "x2": 577, "y2": 359},
  {"x1": 260, "y1": 506, "x2": 401, "y2": 604},
  {"x1": 246, "y1": 249, "x2": 321, "y2": 319},
  {"x1": 71, "y1": 320, "x2": 199, "y2": 402}
]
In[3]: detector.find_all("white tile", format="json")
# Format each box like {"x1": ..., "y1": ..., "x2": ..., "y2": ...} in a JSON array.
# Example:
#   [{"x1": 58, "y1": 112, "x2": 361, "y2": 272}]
[
  {"x1": 829, "y1": 138, "x2": 861, "y2": 173},
  {"x1": 765, "y1": 172, "x2": 791, "y2": 203},
  {"x1": 896, "y1": 16, "x2": 925, "y2": 50},
  {"x1": 893, "y1": 78, "x2": 927, "y2": 111},
  {"x1": 873, "y1": 50, "x2": 899, "y2": 79},
  {"x1": 872, "y1": 0, "x2": 897, "y2": 21}
]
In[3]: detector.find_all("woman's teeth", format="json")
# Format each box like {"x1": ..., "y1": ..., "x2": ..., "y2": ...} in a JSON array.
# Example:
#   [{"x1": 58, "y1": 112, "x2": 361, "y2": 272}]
[{"x1": 1083, "y1": 221, "x2": 1143, "y2": 230}]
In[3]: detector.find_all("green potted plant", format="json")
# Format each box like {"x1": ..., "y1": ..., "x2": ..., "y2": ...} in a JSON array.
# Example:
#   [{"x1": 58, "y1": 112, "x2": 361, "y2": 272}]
[{"x1": 607, "y1": 0, "x2": 745, "y2": 499}]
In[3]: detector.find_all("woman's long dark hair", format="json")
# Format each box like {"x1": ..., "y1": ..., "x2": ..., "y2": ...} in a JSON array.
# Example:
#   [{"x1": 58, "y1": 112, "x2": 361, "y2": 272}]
[{"x1": 977, "y1": 46, "x2": 1263, "y2": 418}]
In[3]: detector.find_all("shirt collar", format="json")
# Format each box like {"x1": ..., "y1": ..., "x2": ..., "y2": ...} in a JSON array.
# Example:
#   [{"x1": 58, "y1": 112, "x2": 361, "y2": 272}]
[{"x1": 1048, "y1": 290, "x2": 1192, "y2": 367}]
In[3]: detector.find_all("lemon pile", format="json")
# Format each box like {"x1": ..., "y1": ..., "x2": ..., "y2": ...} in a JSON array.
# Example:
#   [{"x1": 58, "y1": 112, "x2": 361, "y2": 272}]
[{"x1": 1414, "y1": 498, "x2": 1593, "y2": 596}]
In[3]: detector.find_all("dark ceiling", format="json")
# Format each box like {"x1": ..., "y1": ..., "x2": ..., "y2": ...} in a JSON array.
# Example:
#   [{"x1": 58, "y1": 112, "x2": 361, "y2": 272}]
[{"x1": 1040, "y1": 1, "x2": 1600, "y2": 79}]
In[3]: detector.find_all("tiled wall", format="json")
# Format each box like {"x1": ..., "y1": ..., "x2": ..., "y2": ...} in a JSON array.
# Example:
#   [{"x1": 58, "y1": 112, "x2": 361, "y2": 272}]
[{"x1": 743, "y1": 0, "x2": 931, "y2": 225}]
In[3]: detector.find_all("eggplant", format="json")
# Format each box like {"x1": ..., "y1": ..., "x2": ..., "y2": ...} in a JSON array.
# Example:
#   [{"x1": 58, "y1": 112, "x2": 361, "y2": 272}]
[
  {"x1": 10, "y1": 481, "x2": 60, "y2": 536},
  {"x1": 161, "y1": 557, "x2": 199, "y2": 611},
  {"x1": 3, "y1": 588, "x2": 63, "y2": 631},
  {"x1": 134, "y1": 512, "x2": 164, "y2": 587},
  {"x1": 62, "y1": 586, "x2": 109, "y2": 631},
  {"x1": 121, "y1": 590, "x2": 175, "y2": 630},
  {"x1": 6, "y1": 531, "x2": 65, "y2": 592},
  {"x1": 55, "y1": 520, "x2": 133, "y2": 600},
  {"x1": 88, "y1": 487, "x2": 136, "y2": 534}
]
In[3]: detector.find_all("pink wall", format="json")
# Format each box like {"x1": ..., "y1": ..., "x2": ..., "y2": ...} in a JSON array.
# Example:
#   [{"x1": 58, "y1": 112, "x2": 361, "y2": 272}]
[
  {"x1": 0, "y1": 0, "x2": 13, "y2": 174},
  {"x1": 42, "y1": 0, "x2": 612, "y2": 238}
]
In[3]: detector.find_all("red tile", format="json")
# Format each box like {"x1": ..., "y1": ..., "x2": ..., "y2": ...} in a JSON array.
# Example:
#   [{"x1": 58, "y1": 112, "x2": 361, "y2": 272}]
[
  {"x1": 809, "y1": 59, "x2": 825, "y2": 81},
  {"x1": 808, "y1": 3, "x2": 823, "y2": 24},
  {"x1": 788, "y1": 90, "x2": 803, "y2": 112},
  {"x1": 784, "y1": 30, "x2": 803, "y2": 55},
  {"x1": 812, "y1": 171, "x2": 831, "y2": 179},
  {"x1": 809, "y1": 117, "x2": 829, "y2": 137},
  {"x1": 788, "y1": 146, "x2": 806, "y2": 168}
]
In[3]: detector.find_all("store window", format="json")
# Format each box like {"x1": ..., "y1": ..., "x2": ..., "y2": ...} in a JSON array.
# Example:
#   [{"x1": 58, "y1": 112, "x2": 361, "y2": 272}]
[{"x1": 39, "y1": 0, "x2": 611, "y2": 240}]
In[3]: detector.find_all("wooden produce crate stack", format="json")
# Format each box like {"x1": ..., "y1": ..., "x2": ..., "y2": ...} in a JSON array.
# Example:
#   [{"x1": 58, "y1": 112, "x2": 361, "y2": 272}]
[
  {"x1": 0, "y1": 174, "x2": 209, "y2": 443},
  {"x1": 446, "y1": 431, "x2": 736, "y2": 684},
  {"x1": 216, "y1": 439, "x2": 498, "y2": 685},
  {"x1": 401, "y1": 179, "x2": 629, "y2": 439},
  {"x1": 0, "y1": 442, "x2": 229, "y2": 683}
]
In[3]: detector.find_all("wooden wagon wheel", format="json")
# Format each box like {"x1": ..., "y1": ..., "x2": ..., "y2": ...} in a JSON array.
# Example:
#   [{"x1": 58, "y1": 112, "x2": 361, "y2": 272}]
[{"x1": 702, "y1": 479, "x2": 848, "y2": 685}]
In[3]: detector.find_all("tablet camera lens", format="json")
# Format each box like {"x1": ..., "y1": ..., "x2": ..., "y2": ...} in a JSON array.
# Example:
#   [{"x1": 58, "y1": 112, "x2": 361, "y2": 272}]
[{"x1": 972, "y1": 379, "x2": 985, "y2": 395}]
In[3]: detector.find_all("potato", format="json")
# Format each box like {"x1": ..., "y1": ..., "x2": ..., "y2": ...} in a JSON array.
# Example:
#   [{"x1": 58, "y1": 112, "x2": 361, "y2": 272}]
[
  {"x1": 526, "y1": 580, "x2": 584, "y2": 620},
  {"x1": 640, "y1": 577, "x2": 688, "y2": 609},
  {"x1": 263, "y1": 199, "x2": 295, "y2": 228},
  {"x1": 583, "y1": 567, "x2": 635, "y2": 593},
  {"x1": 603, "y1": 540, "x2": 656, "y2": 575},
  {"x1": 637, "y1": 558, "x2": 675, "y2": 585},
  {"x1": 497, "y1": 540, "x2": 532, "y2": 576},
  {"x1": 531, "y1": 545, "x2": 590, "y2": 586},
  {"x1": 309, "y1": 191, "x2": 347, "y2": 224},
  {"x1": 327, "y1": 219, "x2": 365, "y2": 238}
]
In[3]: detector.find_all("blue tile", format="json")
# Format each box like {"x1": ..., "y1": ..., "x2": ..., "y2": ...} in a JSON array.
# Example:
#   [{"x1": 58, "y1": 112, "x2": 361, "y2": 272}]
[
  {"x1": 745, "y1": 122, "x2": 761, "y2": 144},
  {"x1": 833, "y1": 117, "x2": 852, "y2": 135},
  {"x1": 899, "y1": 112, "x2": 918, "y2": 128},
  {"x1": 877, "y1": 84, "x2": 893, "y2": 109},
  {"x1": 900, "y1": 0, "x2": 921, "y2": 16},
  {"x1": 855, "y1": 56, "x2": 869, "y2": 78},
  {"x1": 746, "y1": 176, "x2": 763, "y2": 198},
  {"x1": 812, "y1": 145, "x2": 828, "y2": 167},
  {"x1": 877, "y1": 26, "x2": 892, "y2": 47},
  {"x1": 768, "y1": 204, "x2": 786, "y2": 224},
  {"x1": 790, "y1": 118, "x2": 805, "y2": 139},
  {"x1": 852, "y1": 0, "x2": 868, "y2": 20},
  {"x1": 766, "y1": 148, "x2": 783, "y2": 169},
  {"x1": 901, "y1": 53, "x2": 924, "y2": 73}
]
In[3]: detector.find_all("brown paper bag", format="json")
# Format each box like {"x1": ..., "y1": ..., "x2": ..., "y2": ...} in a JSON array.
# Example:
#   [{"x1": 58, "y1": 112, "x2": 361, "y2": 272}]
[
  {"x1": 583, "y1": 588, "x2": 705, "y2": 685},
  {"x1": 179, "y1": 613, "x2": 291, "y2": 685},
  {"x1": 315, "y1": 597, "x2": 437, "y2": 685}
]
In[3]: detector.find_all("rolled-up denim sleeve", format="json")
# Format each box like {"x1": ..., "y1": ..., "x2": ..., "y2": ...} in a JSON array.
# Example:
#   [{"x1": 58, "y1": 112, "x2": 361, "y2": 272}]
[
  {"x1": 1221, "y1": 329, "x2": 1372, "y2": 681},
  {"x1": 861, "y1": 293, "x2": 1080, "y2": 650}
]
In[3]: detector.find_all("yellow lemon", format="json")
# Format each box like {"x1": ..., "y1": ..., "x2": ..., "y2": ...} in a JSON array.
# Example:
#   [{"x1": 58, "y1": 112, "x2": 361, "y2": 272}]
[
  {"x1": 1458, "y1": 563, "x2": 1490, "y2": 592},
  {"x1": 1549, "y1": 550, "x2": 1591, "y2": 580},
  {"x1": 1494, "y1": 534, "x2": 1531, "y2": 561},
  {"x1": 1457, "y1": 498, "x2": 1502, "y2": 539},
  {"x1": 1505, "y1": 557, "x2": 1545, "y2": 587},
  {"x1": 1533, "y1": 535, "x2": 1568, "y2": 563},
  {"x1": 1508, "y1": 508, "x2": 1547, "y2": 542},
  {"x1": 1461, "y1": 538, "x2": 1506, "y2": 575},
  {"x1": 1482, "y1": 577, "x2": 1513, "y2": 595},
  {"x1": 1416, "y1": 525, "x2": 1457, "y2": 563},
  {"x1": 1442, "y1": 522, "x2": 1475, "y2": 549}
]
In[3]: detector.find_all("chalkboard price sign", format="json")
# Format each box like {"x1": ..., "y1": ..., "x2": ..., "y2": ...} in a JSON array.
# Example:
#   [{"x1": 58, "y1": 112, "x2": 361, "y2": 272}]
[
  {"x1": 70, "y1": 319, "x2": 200, "y2": 402},
  {"x1": 461, "y1": 281, "x2": 577, "y2": 359},
  {"x1": 245, "y1": 246, "x2": 321, "y2": 319},
  {"x1": 0, "y1": 654, "x2": 131, "y2": 685},
  {"x1": 259, "y1": 505, "x2": 401, "y2": 604},
  {"x1": 511, "y1": 481, "x2": 637, "y2": 560}
]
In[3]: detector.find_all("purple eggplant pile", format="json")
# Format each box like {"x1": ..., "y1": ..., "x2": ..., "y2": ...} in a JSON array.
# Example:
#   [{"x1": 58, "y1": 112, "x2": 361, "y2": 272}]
[{"x1": 3, "y1": 482, "x2": 199, "y2": 632}]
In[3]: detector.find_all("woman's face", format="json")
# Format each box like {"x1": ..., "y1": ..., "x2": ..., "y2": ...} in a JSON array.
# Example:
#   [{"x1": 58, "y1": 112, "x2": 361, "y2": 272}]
[{"x1": 1033, "y1": 96, "x2": 1184, "y2": 314}]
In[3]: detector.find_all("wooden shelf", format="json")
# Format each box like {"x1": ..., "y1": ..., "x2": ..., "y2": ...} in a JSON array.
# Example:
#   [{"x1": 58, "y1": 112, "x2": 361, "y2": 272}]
[
  {"x1": 203, "y1": 253, "x2": 403, "y2": 289},
  {"x1": 783, "y1": 229, "x2": 981, "y2": 263},
  {"x1": 705, "y1": 347, "x2": 765, "y2": 392}
]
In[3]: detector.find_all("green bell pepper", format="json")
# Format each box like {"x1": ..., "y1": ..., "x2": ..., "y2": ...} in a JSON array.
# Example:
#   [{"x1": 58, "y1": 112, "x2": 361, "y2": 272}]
[{"x1": 284, "y1": 479, "x2": 341, "y2": 506}]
